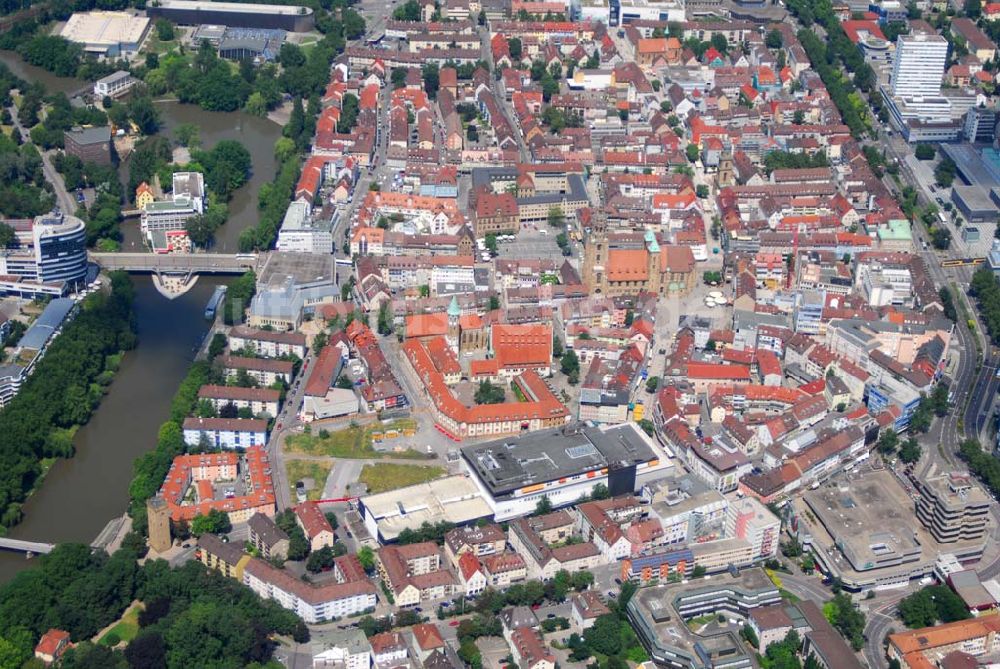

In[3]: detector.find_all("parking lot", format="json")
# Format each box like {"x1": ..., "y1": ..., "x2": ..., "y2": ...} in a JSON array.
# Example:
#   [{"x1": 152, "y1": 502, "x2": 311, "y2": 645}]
[{"x1": 499, "y1": 227, "x2": 577, "y2": 262}]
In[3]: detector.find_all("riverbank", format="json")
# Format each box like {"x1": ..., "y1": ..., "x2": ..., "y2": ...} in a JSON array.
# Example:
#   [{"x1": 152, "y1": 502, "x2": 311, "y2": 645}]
[
  {"x1": 0, "y1": 276, "x2": 231, "y2": 582},
  {"x1": 0, "y1": 272, "x2": 137, "y2": 533}
]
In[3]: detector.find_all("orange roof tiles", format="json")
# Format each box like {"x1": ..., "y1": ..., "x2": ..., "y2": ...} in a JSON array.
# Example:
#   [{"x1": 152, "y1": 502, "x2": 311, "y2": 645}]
[
  {"x1": 294, "y1": 501, "x2": 333, "y2": 540},
  {"x1": 405, "y1": 312, "x2": 449, "y2": 338},
  {"x1": 403, "y1": 339, "x2": 567, "y2": 430},
  {"x1": 35, "y1": 629, "x2": 70, "y2": 658},
  {"x1": 890, "y1": 617, "x2": 1000, "y2": 656},
  {"x1": 607, "y1": 249, "x2": 649, "y2": 282},
  {"x1": 687, "y1": 363, "x2": 752, "y2": 381},
  {"x1": 158, "y1": 446, "x2": 275, "y2": 522},
  {"x1": 492, "y1": 323, "x2": 552, "y2": 371}
]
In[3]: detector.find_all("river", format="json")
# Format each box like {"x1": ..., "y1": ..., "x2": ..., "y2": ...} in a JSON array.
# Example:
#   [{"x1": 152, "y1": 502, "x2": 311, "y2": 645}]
[
  {"x1": 0, "y1": 276, "x2": 231, "y2": 582},
  {"x1": 0, "y1": 52, "x2": 280, "y2": 581},
  {"x1": 0, "y1": 51, "x2": 282, "y2": 252}
]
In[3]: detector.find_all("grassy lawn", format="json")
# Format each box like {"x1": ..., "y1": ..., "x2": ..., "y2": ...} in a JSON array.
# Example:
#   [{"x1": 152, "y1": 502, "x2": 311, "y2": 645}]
[
  {"x1": 358, "y1": 463, "x2": 447, "y2": 494},
  {"x1": 285, "y1": 419, "x2": 426, "y2": 459},
  {"x1": 286, "y1": 459, "x2": 333, "y2": 502},
  {"x1": 99, "y1": 605, "x2": 141, "y2": 646}
]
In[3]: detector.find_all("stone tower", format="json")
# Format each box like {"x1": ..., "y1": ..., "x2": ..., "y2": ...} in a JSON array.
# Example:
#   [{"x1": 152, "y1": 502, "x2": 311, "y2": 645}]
[
  {"x1": 147, "y1": 496, "x2": 172, "y2": 554},
  {"x1": 446, "y1": 295, "x2": 461, "y2": 352},
  {"x1": 718, "y1": 149, "x2": 734, "y2": 187},
  {"x1": 582, "y1": 213, "x2": 608, "y2": 294}
]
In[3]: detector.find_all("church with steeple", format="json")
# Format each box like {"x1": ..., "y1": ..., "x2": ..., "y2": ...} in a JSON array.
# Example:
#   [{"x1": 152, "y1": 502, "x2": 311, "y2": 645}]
[{"x1": 582, "y1": 223, "x2": 698, "y2": 297}]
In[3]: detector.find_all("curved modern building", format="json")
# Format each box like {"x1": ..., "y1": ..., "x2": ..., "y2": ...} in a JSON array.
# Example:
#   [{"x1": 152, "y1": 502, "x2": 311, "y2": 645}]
[{"x1": 0, "y1": 212, "x2": 88, "y2": 297}]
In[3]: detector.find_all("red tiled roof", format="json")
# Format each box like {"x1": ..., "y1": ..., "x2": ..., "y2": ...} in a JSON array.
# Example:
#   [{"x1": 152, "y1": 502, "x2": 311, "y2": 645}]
[
  {"x1": 492, "y1": 323, "x2": 552, "y2": 371},
  {"x1": 294, "y1": 501, "x2": 333, "y2": 540}
]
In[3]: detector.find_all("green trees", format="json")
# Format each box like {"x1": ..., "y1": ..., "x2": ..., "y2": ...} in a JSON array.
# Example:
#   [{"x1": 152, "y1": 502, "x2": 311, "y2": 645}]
[
  {"x1": 509, "y1": 37, "x2": 523, "y2": 61},
  {"x1": 0, "y1": 136, "x2": 54, "y2": 219},
  {"x1": 555, "y1": 232, "x2": 570, "y2": 255},
  {"x1": 185, "y1": 202, "x2": 228, "y2": 249},
  {"x1": 393, "y1": 0, "x2": 421, "y2": 20},
  {"x1": 762, "y1": 150, "x2": 830, "y2": 174},
  {"x1": 645, "y1": 376, "x2": 659, "y2": 393},
  {"x1": 898, "y1": 437, "x2": 922, "y2": 464},
  {"x1": 915, "y1": 144, "x2": 935, "y2": 160},
  {"x1": 931, "y1": 227, "x2": 952, "y2": 250},
  {"x1": 190, "y1": 508, "x2": 232, "y2": 536},
  {"x1": 958, "y1": 438, "x2": 1000, "y2": 499},
  {"x1": 395, "y1": 520, "x2": 454, "y2": 545},
  {"x1": 935, "y1": 156, "x2": 957, "y2": 187},
  {"x1": 155, "y1": 19, "x2": 176, "y2": 41},
  {"x1": 474, "y1": 380, "x2": 506, "y2": 404},
  {"x1": 194, "y1": 140, "x2": 252, "y2": 201},
  {"x1": 972, "y1": 267, "x2": 1000, "y2": 345},
  {"x1": 792, "y1": 26, "x2": 869, "y2": 137},
  {"x1": 585, "y1": 615, "x2": 622, "y2": 656},
  {"x1": 765, "y1": 29, "x2": 783, "y2": 49},
  {"x1": 422, "y1": 63, "x2": 440, "y2": 100},
  {"x1": 939, "y1": 286, "x2": 957, "y2": 322},
  {"x1": 357, "y1": 545, "x2": 376, "y2": 573},
  {"x1": 306, "y1": 545, "x2": 336, "y2": 573},
  {"x1": 224, "y1": 271, "x2": 257, "y2": 326},
  {"x1": 824, "y1": 593, "x2": 866, "y2": 650},
  {"x1": 0, "y1": 538, "x2": 303, "y2": 668},
  {"x1": 899, "y1": 585, "x2": 970, "y2": 628},
  {"x1": 128, "y1": 135, "x2": 173, "y2": 198},
  {"x1": 0, "y1": 274, "x2": 135, "y2": 529},
  {"x1": 239, "y1": 151, "x2": 300, "y2": 252},
  {"x1": 127, "y1": 92, "x2": 161, "y2": 135},
  {"x1": 377, "y1": 301, "x2": 393, "y2": 335},
  {"x1": 17, "y1": 35, "x2": 82, "y2": 77},
  {"x1": 337, "y1": 94, "x2": 360, "y2": 133},
  {"x1": 0, "y1": 223, "x2": 14, "y2": 249},
  {"x1": 685, "y1": 143, "x2": 700, "y2": 163},
  {"x1": 548, "y1": 207, "x2": 565, "y2": 228},
  {"x1": 560, "y1": 349, "x2": 580, "y2": 384}
]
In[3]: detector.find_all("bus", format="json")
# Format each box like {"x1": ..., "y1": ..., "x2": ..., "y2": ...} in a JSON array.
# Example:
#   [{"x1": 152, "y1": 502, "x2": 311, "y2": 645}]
[{"x1": 941, "y1": 258, "x2": 986, "y2": 268}]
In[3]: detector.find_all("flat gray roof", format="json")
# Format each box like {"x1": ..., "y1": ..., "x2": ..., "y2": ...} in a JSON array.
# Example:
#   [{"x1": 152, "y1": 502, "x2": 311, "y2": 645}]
[
  {"x1": 153, "y1": 0, "x2": 313, "y2": 16},
  {"x1": 803, "y1": 470, "x2": 920, "y2": 572},
  {"x1": 461, "y1": 423, "x2": 657, "y2": 496}
]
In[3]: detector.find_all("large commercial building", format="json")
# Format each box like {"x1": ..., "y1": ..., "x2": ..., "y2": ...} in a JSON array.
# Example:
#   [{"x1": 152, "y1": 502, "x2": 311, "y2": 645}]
[
  {"x1": 627, "y1": 568, "x2": 781, "y2": 669},
  {"x1": 914, "y1": 472, "x2": 991, "y2": 544},
  {"x1": 147, "y1": 0, "x2": 315, "y2": 32},
  {"x1": 461, "y1": 423, "x2": 666, "y2": 520},
  {"x1": 359, "y1": 475, "x2": 493, "y2": 542},
  {"x1": 60, "y1": 11, "x2": 150, "y2": 58},
  {"x1": 0, "y1": 213, "x2": 88, "y2": 298},
  {"x1": 796, "y1": 469, "x2": 987, "y2": 592},
  {"x1": 890, "y1": 34, "x2": 948, "y2": 98},
  {"x1": 275, "y1": 200, "x2": 334, "y2": 254}
]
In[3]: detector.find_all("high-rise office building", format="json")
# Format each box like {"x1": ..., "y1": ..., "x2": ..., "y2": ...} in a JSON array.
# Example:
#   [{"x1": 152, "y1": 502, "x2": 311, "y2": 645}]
[{"x1": 890, "y1": 34, "x2": 948, "y2": 98}]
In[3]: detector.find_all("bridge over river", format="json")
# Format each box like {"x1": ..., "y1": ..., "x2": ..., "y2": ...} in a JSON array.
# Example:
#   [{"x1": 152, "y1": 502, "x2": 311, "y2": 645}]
[
  {"x1": 0, "y1": 538, "x2": 54, "y2": 556},
  {"x1": 89, "y1": 252, "x2": 262, "y2": 276}
]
